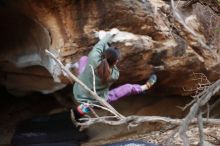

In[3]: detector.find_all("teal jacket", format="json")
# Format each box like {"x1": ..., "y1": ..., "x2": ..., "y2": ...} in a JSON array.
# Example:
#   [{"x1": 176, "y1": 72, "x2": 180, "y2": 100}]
[{"x1": 73, "y1": 34, "x2": 119, "y2": 103}]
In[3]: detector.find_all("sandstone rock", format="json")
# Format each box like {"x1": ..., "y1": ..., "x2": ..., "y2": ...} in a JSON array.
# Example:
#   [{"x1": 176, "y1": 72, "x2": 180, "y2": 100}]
[{"x1": 0, "y1": 0, "x2": 219, "y2": 96}]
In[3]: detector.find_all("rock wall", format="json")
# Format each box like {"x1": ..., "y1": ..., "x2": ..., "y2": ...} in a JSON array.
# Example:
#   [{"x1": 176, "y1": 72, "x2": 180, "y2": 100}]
[{"x1": 0, "y1": 0, "x2": 219, "y2": 96}]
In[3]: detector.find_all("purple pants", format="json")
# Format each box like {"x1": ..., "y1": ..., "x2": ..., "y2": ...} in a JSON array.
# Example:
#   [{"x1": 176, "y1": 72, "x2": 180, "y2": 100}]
[{"x1": 77, "y1": 56, "x2": 142, "y2": 103}]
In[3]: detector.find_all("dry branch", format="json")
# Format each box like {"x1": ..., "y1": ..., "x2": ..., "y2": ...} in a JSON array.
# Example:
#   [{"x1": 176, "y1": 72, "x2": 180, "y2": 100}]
[
  {"x1": 170, "y1": 71, "x2": 219, "y2": 145},
  {"x1": 177, "y1": 79, "x2": 220, "y2": 145},
  {"x1": 45, "y1": 49, "x2": 125, "y2": 119},
  {"x1": 171, "y1": 0, "x2": 212, "y2": 50},
  {"x1": 89, "y1": 64, "x2": 96, "y2": 94},
  {"x1": 171, "y1": 0, "x2": 220, "y2": 66},
  {"x1": 77, "y1": 115, "x2": 220, "y2": 127},
  {"x1": 183, "y1": 73, "x2": 211, "y2": 98},
  {"x1": 46, "y1": 49, "x2": 220, "y2": 146},
  {"x1": 204, "y1": 98, "x2": 220, "y2": 118},
  {"x1": 198, "y1": 109, "x2": 204, "y2": 146},
  {"x1": 182, "y1": 0, "x2": 198, "y2": 8}
]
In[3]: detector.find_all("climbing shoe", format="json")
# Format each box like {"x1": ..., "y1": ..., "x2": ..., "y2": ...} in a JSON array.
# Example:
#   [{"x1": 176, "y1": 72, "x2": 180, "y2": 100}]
[
  {"x1": 70, "y1": 108, "x2": 88, "y2": 132},
  {"x1": 146, "y1": 74, "x2": 157, "y2": 89}
]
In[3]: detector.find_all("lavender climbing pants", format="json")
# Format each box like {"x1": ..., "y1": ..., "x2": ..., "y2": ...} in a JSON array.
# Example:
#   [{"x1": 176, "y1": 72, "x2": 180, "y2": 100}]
[
  {"x1": 77, "y1": 56, "x2": 88, "y2": 76},
  {"x1": 77, "y1": 56, "x2": 142, "y2": 103},
  {"x1": 106, "y1": 84, "x2": 142, "y2": 102}
]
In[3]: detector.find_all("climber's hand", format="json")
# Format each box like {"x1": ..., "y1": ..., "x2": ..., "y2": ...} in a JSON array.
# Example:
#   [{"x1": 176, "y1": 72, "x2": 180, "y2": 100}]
[
  {"x1": 98, "y1": 30, "x2": 107, "y2": 40},
  {"x1": 110, "y1": 28, "x2": 119, "y2": 36}
]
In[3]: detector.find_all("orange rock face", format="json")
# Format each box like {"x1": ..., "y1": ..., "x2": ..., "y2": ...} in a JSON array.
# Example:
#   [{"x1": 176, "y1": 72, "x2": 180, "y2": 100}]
[{"x1": 0, "y1": 0, "x2": 219, "y2": 95}]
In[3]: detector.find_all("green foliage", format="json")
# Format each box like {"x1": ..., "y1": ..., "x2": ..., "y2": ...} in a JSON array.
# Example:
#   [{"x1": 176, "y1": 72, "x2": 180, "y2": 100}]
[{"x1": 218, "y1": 0, "x2": 220, "y2": 4}]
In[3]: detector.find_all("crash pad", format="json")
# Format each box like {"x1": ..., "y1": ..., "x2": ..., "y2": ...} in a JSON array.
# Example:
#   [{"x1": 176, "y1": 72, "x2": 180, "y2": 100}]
[{"x1": 11, "y1": 111, "x2": 88, "y2": 146}]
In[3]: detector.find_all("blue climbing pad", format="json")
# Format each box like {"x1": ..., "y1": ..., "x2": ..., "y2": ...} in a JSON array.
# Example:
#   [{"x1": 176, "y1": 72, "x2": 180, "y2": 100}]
[
  {"x1": 17, "y1": 142, "x2": 79, "y2": 146},
  {"x1": 103, "y1": 140, "x2": 159, "y2": 146},
  {"x1": 11, "y1": 111, "x2": 88, "y2": 146}
]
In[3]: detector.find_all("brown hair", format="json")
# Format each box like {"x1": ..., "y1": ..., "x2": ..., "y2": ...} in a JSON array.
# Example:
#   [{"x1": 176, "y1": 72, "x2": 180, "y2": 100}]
[{"x1": 97, "y1": 47, "x2": 120, "y2": 84}]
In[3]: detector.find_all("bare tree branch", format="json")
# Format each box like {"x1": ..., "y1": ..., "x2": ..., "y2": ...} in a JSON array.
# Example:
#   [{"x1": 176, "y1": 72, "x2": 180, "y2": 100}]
[
  {"x1": 87, "y1": 103, "x2": 119, "y2": 116},
  {"x1": 204, "y1": 98, "x2": 220, "y2": 118},
  {"x1": 88, "y1": 106, "x2": 99, "y2": 118},
  {"x1": 46, "y1": 49, "x2": 220, "y2": 146},
  {"x1": 206, "y1": 103, "x2": 210, "y2": 120},
  {"x1": 77, "y1": 115, "x2": 220, "y2": 127},
  {"x1": 171, "y1": 0, "x2": 220, "y2": 68},
  {"x1": 171, "y1": 0, "x2": 212, "y2": 50},
  {"x1": 182, "y1": 0, "x2": 198, "y2": 8},
  {"x1": 45, "y1": 49, "x2": 125, "y2": 119},
  {"x1": 178, "y1": 80, "x2": 220, "y2": 145},
  {"x1": 198, "y1": 109, "x2": 204, "y2": 146},
  {"x1": 177, "y1": 98, "x2": 196, "y2": 111},
  {"x1": 89, "y1": 65, "x2": 96, "y2": 94}
]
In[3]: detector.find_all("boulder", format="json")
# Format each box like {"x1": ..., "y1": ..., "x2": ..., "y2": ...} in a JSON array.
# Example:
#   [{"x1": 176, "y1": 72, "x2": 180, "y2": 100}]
[{"x1": 0, "y1": 0, "x2": 219, "y2": 96}]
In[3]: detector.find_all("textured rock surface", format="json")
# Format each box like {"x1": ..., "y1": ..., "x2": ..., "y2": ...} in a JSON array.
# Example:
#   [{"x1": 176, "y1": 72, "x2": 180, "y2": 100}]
[{"x1": 0, "y1": 0, "x2": 219, "y2": 95}]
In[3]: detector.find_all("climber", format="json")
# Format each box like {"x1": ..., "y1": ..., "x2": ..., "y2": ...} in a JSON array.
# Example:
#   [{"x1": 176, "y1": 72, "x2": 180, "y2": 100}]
[{"x1": 67, "y1": 28, "x2": 157, "y2": 124}]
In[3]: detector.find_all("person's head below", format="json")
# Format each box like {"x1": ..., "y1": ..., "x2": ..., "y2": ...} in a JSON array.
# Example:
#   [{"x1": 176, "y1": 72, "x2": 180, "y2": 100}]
[{"x1": 97, "y1": 47, "x2": 120, "y2": 84}]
